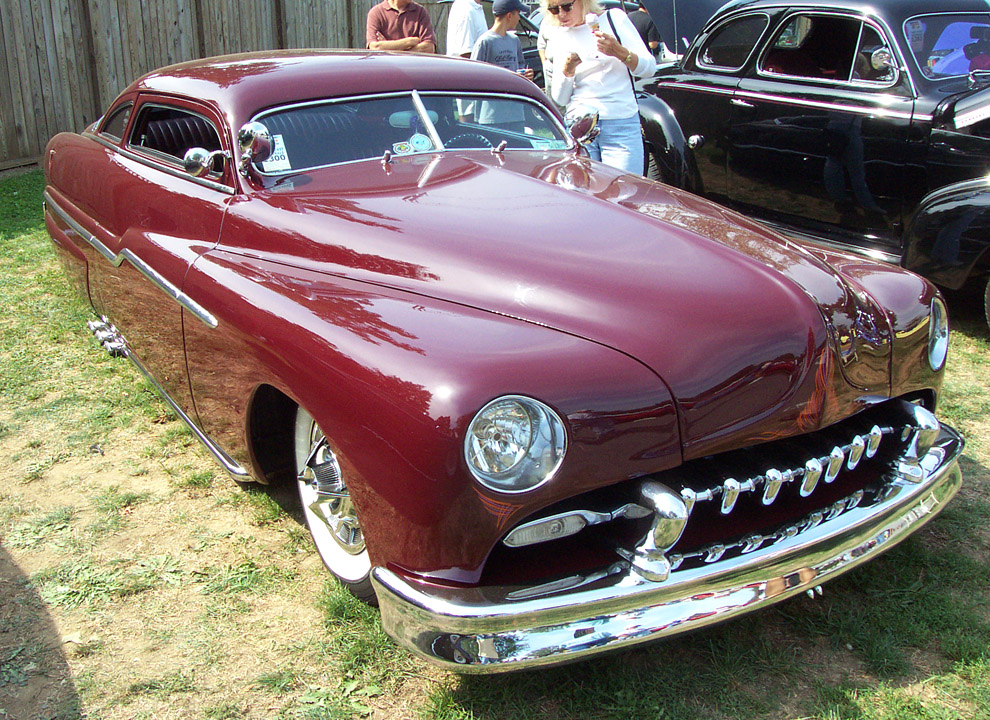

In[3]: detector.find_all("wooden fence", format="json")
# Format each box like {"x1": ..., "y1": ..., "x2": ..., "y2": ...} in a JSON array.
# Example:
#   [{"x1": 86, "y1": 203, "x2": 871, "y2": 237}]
[{"x1": 0, "y1": 0, "x2": 454, "y2": 169}]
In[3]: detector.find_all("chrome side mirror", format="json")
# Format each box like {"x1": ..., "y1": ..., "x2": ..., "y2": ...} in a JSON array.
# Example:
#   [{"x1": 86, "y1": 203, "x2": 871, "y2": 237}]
[
  {"x1": 870, "y1": 47, "x2": 899, "y2": 82},
  {"x1": 566, "y1": 108, "x2": 600, "y2": 147},
  {"x1": 237, "y1": 121, "x2": 273, "y2": 176},
  {"x1": 182, "y1": 147, "x2": 226, "y2": 178}
]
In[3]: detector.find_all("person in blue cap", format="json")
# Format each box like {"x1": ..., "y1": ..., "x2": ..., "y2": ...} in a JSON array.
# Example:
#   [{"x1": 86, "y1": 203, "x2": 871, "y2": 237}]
[{"x1": 471, "y1": 0, "x2": 537, "y2": 133}]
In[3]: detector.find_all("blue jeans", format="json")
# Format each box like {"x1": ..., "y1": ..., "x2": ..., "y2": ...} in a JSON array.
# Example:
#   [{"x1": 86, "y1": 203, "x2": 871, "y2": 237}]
[{"x1": 586, "y1": 114, "x2": 644, "y2": 175}]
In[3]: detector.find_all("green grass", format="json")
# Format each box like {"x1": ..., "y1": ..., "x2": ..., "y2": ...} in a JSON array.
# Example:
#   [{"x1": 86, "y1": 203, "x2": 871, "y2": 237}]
[
  {"x1": 197, "y1": 560, "x2": 296, "y2": 595},
  {"x1": 5, "y1": 505, "x2": 75, "y2": 549},
  {"x1": 32, "y1": 555, "x2": 185, "y2": 608}
]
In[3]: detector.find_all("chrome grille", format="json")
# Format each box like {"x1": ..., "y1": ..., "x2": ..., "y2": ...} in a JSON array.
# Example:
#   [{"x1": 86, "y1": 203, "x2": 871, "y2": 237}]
[{"x1": 681, "y1": 425, "x2": 886, "y2": 516}]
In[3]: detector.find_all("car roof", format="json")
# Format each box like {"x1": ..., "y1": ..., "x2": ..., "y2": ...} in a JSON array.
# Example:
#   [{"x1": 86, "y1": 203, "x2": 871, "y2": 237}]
[
  {"x1": 124, "y1": 50, "x2": 551, "y2": 124},
  {"x1": 710, "y1": 0, "x2": 990, "y2": 27}
]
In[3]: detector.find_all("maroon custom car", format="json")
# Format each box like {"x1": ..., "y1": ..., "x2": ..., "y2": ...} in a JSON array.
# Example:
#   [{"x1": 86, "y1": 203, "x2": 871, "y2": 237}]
[{"x1": 43, "y1": 51, "x2": 963, "y2": 671}]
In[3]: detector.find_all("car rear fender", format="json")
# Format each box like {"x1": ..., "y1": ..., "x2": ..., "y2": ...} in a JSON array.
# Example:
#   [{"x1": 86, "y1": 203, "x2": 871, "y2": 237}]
[
  {"x1": 637, "y1": 92, "x2": 699, "y2": 192},
  {"x1": 903, "y1": 176, "x2": 990, "y2": 290}
]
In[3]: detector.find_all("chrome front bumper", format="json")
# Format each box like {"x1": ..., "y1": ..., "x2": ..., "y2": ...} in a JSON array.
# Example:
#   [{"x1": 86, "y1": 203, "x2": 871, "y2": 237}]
[{"x1": 373, "y1": 425, "x2": 963, "y2": 672}]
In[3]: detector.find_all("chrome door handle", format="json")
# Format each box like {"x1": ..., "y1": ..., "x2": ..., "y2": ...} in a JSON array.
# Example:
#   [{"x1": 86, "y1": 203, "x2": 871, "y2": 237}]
[{"x1": 731, "y1": 98, "x2": 755, "y2": 108}]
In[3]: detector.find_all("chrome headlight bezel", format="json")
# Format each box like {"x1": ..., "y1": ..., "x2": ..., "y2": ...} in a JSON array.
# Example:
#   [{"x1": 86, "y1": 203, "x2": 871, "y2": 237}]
[
  {"x1": 928, "y1": 297, "x2": 949, "y2": 372},
  {"x1": 464, "y1": 395, "x2": 567, "y2": 494}
]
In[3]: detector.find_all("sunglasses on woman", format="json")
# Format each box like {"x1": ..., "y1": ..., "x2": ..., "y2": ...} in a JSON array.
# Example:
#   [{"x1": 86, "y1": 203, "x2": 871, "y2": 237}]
[{"x1": 547, "y1": 2, "x2": 576, "y2": 14}]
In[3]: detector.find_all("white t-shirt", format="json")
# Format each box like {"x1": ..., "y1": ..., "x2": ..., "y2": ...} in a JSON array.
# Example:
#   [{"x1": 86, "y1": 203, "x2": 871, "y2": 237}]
[
  {"x1": 446, "y1": 0, "x2": 488, "y2": 56},
  {"x1": 548, "y1": 9, "x2": 656, "y2": 119}
]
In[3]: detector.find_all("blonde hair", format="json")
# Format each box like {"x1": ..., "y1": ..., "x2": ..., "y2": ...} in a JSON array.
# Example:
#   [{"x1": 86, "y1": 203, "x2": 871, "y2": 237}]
[{"x1": 540, "y1": 0, "x2": 603, "y2": 25}]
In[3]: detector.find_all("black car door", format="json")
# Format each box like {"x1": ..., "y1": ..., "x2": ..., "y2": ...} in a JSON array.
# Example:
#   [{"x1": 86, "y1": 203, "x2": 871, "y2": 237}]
[
  {"x1": 728, "y1": 11, "x2": 918, "y2": 250},
  {"x1": 646, "y1": 12, "x2": 772, "y2": 204}
]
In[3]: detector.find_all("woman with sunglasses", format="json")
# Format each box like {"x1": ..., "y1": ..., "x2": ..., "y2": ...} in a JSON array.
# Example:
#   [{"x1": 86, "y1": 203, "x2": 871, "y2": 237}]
[{"x1": 542, "y1": 0, "x2": 656, "y2": 173}]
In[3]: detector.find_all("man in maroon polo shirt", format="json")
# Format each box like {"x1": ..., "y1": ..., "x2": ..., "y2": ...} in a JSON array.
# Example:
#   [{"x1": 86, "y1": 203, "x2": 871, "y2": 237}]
[{"x1": 367, "y1": 0, "x2": 438, "y2": 53}]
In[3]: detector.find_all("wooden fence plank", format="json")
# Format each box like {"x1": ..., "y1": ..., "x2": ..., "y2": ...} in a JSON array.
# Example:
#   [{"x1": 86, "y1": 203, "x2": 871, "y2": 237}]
[
  {"x1": 1, "y1": 0, "x2": 461, "y2": 165},
  {"x1": 0, "y1": 9, "x2": 19, "y2": 162}
]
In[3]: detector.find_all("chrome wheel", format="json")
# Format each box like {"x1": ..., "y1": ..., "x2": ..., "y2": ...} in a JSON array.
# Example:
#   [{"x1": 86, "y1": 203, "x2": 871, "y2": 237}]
[{"x1": 294, "y1": 407, "x2": 375, "y2": 602}]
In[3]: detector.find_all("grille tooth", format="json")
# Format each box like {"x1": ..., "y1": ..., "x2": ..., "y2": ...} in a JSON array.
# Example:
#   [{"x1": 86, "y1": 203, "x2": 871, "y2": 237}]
[
  {"x1": 824, "y1": 447, "x2": 845, "y2": 483},
  {"x1": 847, "y1": 489, "x2": 865, "y2": 509},
  {"x1": 847, "y1": 436, "x2": 866, "y2": 469},
  {"x1": 866, "y1": 426, "x2": 883, "y2": 457},
  {"x1": 720, "y1": 479, "x2": 741, "y2": 514},
  {"x1": 762, "y1": 469, "x2": 783, "y2": 505},
  {"x1": 801, "y1": 458, "x2": 823, "y2": 497}
]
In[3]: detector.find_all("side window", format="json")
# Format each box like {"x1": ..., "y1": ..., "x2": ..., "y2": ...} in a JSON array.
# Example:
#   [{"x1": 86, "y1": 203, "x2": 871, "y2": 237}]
[
  {"x1": 853, "y1": 25, "x2": 897, "y2": 83},
  {"x1": 127, "y1": 104, "x2": 222, "y2": 166},
  {"x1": 697, "y1": 15, "x2": 770, "y2": 71},
  {"x1": 99, "y1": 104, "x2": 131, "y2": 140},
  {"x1": 762, "y1": 14, "x2": 864, "y2": 81}
]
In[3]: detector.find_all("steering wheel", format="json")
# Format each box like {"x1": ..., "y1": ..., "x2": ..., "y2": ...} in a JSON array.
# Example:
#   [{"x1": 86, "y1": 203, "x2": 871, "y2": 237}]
[{"x1": 445, "y1": 133, "x2": 494, "y2": 149}]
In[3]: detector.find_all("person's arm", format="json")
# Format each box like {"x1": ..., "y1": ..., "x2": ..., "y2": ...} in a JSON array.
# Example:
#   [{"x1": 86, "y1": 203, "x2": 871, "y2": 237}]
[
  {"x1": 413, "y1": 9, "x2": 438, "y2": 53},
  {"x1": 447, "y1": 8, "x2": 472, "y2": 56},
  {"x1": 369, "y1": 35, "x2": 422, "y2": 51},
  {"x1": 595, "y1": 10, "x2": 657, "y2": 77},
  {"x1": 515, "y1": 41, "x2": 535, "y2": 81},
  {"x1": 551, "y1": 52, "x2": 581, "y2": 106}
]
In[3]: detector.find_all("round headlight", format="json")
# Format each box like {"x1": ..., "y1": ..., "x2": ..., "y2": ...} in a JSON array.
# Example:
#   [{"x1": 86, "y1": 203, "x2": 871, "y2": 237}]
[
  {"x1": 928, "y1": 297, "x2": 949, "y2": 371},
  {"x1": 465, "y1": 396, "x2": 567, "y2": 493}
]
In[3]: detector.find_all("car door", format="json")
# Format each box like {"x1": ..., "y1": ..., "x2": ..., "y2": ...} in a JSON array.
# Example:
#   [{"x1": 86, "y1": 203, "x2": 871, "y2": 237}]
[
  {"x1": 645, "y1": 11, "x2": 772, "y2": 204},
  {"x1": 728, "y1": 11, "x2": 918, "y2": 250},
  {"x1": 87, "y1": 96, "x2": 232, "y2": 420}
]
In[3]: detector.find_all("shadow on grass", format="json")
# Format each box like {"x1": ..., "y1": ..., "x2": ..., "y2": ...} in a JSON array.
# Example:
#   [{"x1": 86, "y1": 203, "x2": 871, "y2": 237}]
[{"x1": 0, "y1": 546, "x2": 81, "y2": 719}]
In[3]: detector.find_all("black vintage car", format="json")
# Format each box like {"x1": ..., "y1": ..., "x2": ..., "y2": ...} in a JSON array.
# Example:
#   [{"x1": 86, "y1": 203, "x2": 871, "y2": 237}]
[{"x1": 637, "y1": 0, "x2": 990, "y2": 328}]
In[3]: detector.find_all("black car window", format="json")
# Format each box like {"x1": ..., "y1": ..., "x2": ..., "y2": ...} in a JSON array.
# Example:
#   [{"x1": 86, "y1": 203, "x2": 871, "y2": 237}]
[
  {"x1": 253, "y1": 93, "x2": 568, "y2": 174},
  {"x1": 904, "y1": 14, "x2": 990, "y2": 79},
  {"x1": 99, "y1": 104, "x2": 131, "y2": 141},
  {"x1": 697, "y1": 14, "x2": 769, "y2": 71},
  {"x1": 128, "y1": 105, "x2": 223, "y2": 167},
  {"x1": 853, "y1": 24, "x2": 897, "y2": 84},
  {"x1": 762, "y1": 13, "x2": 864, "y2": 82}
]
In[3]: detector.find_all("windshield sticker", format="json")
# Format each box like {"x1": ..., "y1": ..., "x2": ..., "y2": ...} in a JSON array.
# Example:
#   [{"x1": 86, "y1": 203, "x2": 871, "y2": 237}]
[
  {"x1": 906, "y1": 19, "x2": 926, "y2": 52},
  {"x1": 261, "y1": 134, "x2": 292, "y2": 173},
  {"x1": 410, "y1": 133, "x2": 433, "y2": 152},
  {"x1": 392, "y1": 141, "x2": 413, "y2": 155}
]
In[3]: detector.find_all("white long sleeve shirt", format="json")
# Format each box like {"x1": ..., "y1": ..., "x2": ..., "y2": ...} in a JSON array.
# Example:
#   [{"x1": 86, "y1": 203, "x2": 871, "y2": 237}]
[
  {"x1": 446, "y1": 0, "x2": 488, "y2": 56},
  {"x1": 549, "y1": 9, "x2": 657, "y2": 119}
]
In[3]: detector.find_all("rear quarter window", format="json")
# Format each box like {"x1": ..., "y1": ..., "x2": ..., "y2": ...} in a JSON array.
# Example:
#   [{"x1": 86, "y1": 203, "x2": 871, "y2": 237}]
[
  {"x1": 697, "y1": 14, "x2": 770, "y2": 71},
  {"x1": 128, "y1": 105, "x2": 222, "y2": 165}
]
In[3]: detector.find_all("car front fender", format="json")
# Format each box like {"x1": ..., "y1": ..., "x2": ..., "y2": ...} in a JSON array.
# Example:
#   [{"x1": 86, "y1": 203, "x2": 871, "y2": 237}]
[
  {"x1": 637, "y1": 91, "x2": 699, "y2": 192},
  {"x1": 903, "y1": 176, "x2": 990, "y2": 290}
]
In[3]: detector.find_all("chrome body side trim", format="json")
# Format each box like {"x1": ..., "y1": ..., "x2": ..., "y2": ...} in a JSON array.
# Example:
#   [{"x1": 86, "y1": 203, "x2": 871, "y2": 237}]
[
  {"x1": 663, "y1": 83, "x2": 928, "y2": 122},
  {"x1": 43, "y1": 189, "x2": 219, "y2": 329},
  {"x1": 734, "y1": 90, "x2": 922, "y2": 121},
  {"x1": 373, "y1": 426, "x2": 962, "y2": 672}
]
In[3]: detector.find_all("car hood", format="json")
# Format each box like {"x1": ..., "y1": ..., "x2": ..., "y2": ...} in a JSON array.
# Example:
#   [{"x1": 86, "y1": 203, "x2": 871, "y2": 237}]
[{"x1": 235, "y1": 152, "x2": 893, "y2": 458}]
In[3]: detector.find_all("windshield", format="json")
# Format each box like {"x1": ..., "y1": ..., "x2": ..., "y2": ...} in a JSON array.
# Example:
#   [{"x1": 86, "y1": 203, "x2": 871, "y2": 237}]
[
  {"x1": 904, "y1": 13, "x2": 990, "y2": 79},
  {"x1": 253, "y1": 91, "x2": 569, "y2": 174}
]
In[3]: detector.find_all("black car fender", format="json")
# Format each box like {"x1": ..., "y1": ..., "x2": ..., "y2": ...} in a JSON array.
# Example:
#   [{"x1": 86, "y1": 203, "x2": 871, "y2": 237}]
[
  {"x1": 902, "y1": 176, "x2": 990, "y2": 291},
  {"x1": 637, "y1": 92, "x2": 699, "y2": 192}
]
